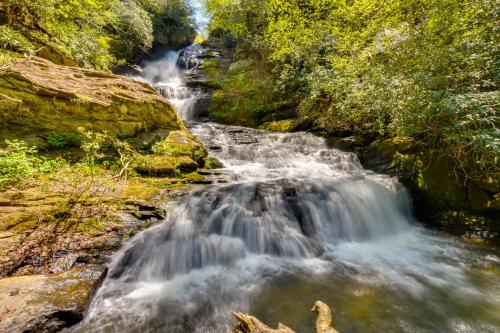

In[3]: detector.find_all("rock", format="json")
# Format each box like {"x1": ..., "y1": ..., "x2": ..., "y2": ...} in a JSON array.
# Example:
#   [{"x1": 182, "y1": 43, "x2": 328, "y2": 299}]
[
  {"x1": 134, "y1": 155, "x2": 176, "y2": 176},
  {"x1": 360, "y1": 136, "x2": 499, "y2": 240},
  {"x1": 154, "y1": 130, "x2": 208, "y2": 164},
  {"x1": 0, "y1": 57, "x2": 179, "y2": 144},
  {"x1": 0, "y1": 265, "x2": 107, "y2": 332},
  {"x1": 134, "y1": 154, "x2": 199, "y2": 176},
  {"x1": 204, "y1": 156, "x2": 224, "y2": 169},
  {"x1": 48, "y1": 253, "x2": 80, "y2": 274}
]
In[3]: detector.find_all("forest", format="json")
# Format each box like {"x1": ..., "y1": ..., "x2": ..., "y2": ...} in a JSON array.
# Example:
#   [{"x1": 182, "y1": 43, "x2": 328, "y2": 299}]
[{"x1": 0, "y1": 1, "x2": 498, "y2": 332}]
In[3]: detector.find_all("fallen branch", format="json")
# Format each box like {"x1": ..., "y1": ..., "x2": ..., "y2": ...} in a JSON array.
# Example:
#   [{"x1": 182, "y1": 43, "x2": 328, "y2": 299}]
[
  {"x1": 311, "y1": 301, "x2": 339, "y2": 333},
  {"x1": 233, "y1": 300, "x2": 339, "y2": 333},
  {"x1": 232, "y1": 312, "x2": 295, "y2": 333}
]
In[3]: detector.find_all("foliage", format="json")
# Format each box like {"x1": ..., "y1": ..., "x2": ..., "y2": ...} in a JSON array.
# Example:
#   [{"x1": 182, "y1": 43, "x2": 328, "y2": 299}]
[
  {"x1": 47, "y1": 132, "x2": 81, "y2": 149},
  {"x1": 112, "y1": 0, "x2": 154, "y2": 61},
  {"x1": 0, "y1": 24, "x2": 35, "y2": 54},
  {"x1": 1, "y1": 0, "x2": 195, "y2": 69},
  {"x1": 145, "y1": 0, "x2": 196, "y2": 47},
  {"x1": 204, "y1": 0, "x2": 500, "y2": 180},
  {"x1": 78, "y1": 128, "x2": 136, "y2": 179},
  {"x1": 0, "y1": 139, "x2": 62, "y2": 189}
]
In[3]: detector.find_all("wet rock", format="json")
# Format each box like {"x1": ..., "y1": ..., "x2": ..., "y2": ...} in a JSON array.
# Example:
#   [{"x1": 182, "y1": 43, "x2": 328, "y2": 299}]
[
  {"x1": 0, "y1": 265, "x2": 107, "y2": 332},
  {"x1": 134, "y1": 207, "x2": 165, "y2": 221},
  {"x1": 204, "y1": 156, "x2": 223, "y2": 169}
]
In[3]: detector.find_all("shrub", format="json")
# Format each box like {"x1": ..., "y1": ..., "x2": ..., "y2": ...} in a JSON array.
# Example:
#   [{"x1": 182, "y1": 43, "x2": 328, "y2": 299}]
[
  {"x1": 0, "y1": 25, "x2": 34, "y2": 54},
  {"x1": 0, "y1": 139, "x2": 62, "y2": 189},
  {"x1": 47, "y1": 132, "x2": 81, "y2": 149}
]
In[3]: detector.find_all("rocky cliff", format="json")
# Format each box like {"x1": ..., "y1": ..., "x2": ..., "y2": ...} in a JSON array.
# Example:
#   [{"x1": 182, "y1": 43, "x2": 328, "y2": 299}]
[{"x1": 0, "y1": 56, "x2": 180, "y2": 147}]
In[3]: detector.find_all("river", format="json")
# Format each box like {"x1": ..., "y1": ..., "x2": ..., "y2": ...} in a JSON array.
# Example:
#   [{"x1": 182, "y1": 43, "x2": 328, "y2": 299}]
[{"x1": 73, "y1": 47, "x2": 500, "y2": 333}]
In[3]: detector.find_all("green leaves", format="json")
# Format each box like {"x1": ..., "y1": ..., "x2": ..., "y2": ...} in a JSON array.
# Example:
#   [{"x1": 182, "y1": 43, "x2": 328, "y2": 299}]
[
  {"x1": 205, "y1": 0, "x2": 499, "y2": 180},
  {"x1": 0, "y1": 139, "x2": 62, "y2": 189}
]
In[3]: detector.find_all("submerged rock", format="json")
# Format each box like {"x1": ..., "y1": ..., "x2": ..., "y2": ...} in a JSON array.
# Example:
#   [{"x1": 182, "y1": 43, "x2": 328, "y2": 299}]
[{"x1": 0, "y1": 265, "x2": 107, "y2": 332}]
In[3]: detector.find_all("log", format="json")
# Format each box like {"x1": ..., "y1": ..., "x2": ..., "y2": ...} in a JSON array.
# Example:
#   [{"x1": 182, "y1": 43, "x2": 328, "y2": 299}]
[
  {"x1": 311, "y1": 301, "x2": 339, "y2": 333},
  {"x1": 232, "y1": 312, "x2": 295, "y2": 333},
  {"x1": 232, "y1": 300, "x2": 339, "y2": 333}
]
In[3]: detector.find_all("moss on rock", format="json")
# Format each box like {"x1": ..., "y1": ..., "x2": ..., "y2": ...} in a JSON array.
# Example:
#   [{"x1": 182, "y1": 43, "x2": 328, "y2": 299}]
[
  {"x1": 259, "y1": 119, "x2": 295, "y2": 133},
  {"x1": 204, "y1": 156, "x2": 223, "y2": 169},
  {"x1": 0, "y1": 57, "x2": 179, "y2": 144},
  {"x1": 152, "y1": 130, "x2": 208, "y2": 164}
]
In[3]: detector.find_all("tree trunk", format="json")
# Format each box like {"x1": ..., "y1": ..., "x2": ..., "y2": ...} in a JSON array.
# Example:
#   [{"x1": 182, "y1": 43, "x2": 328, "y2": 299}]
[{"x1": 5, "y1": 0, "x2": 12, "y2": 25}]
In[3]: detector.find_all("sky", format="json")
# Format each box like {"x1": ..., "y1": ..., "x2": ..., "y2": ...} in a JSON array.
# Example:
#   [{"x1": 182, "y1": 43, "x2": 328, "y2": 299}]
[{"x1": 189, "y1": 0, "x2": 210, "y2": 37}]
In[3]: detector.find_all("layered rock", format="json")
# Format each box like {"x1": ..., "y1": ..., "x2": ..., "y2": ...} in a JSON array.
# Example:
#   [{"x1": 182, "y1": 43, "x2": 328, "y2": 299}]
[{"x1": 0, "y1": 56, "x2": 180, "y2": 145}]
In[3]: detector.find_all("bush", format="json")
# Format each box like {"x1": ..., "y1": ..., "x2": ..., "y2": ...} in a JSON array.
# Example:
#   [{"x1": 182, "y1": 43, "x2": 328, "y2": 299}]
[
  {"x1": 0, "y1": 25, "x2": 34, "y2": 54},
  {"x1": 0, "y1": 139, "x2": 62, "y2": 189},
  {"x1": 206, "y1": 0, "x2": 499, "y2": 181},
  {"x1": 3, "y1": 0, "x2": 195, "y2": 69},
  {"x1": 47, "y1": 132, "x2": 81, "y2": 149}
]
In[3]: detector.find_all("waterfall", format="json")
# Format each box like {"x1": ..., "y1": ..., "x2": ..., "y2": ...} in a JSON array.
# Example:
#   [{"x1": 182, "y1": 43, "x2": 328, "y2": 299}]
[
  {"x1": 134, "y1": 47, "x2": 201, "y2": 120},
  {"x1": 73, "y1": 49, "x2": 500, "y2": 333}
]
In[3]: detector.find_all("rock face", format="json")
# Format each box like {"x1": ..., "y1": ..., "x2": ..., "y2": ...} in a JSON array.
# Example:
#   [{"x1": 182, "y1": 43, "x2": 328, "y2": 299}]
[
  {"x1": 360, "y1": 137, "x2": 499, "y2": 240},
  {"x1": 0, "y1": 265, "x2": 107, "y2": 332},
  {"x1": 0, "y1": 56, "x2": 180, "y2": 144}
]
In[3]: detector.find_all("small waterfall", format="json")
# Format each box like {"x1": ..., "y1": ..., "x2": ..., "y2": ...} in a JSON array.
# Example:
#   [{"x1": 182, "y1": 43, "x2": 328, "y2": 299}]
[{"x1": 134, "y1": 47, "x2": 202, "y2": 120}]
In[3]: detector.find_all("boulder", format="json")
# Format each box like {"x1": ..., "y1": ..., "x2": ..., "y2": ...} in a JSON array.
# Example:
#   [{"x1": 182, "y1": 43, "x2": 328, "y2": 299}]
[
  {"x1": 134, "y1": 155, "x2": 198, "y2": 176},
  {"x1": 0, "y1": 265, "x2": 107, "y2": 332},
  {"x1": 0, "y1": 57, "x2": 179, "y2": 144},
  {"x1": 153, "y1": 130, "x2": 208, "y2": 163}
]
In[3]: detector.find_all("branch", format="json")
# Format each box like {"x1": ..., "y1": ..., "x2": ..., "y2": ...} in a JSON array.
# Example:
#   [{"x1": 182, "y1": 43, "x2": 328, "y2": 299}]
[
  {"x1": 311, "y1": 301, "x2": 339, "y2": 333},
  {"x1": 232, "y1": 301, "x2": 339, "y2": 333},
  {"x1": 232, "y1": 312, "x2": 295, "y2": 333}
]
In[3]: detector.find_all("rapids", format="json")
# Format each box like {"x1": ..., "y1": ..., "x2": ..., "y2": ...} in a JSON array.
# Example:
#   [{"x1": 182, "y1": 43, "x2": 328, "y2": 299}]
[{"x1": 73, "y1": 47, "x2": 500, "y2": 333}]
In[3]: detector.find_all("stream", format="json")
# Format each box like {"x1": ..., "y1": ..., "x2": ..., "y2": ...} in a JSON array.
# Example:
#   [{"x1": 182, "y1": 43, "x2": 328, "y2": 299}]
[{"x1": 73, "y1": 47, "x2": 500, "y2": 333}]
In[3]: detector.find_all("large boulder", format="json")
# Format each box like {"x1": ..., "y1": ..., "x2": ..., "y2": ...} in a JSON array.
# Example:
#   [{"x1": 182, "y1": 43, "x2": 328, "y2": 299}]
[
  {"x1": 0, "y1": 265, "x2": 106, "y2": 332},
  {"x1": 0, "y1": 57, "x2": 180, "y2": 144}
]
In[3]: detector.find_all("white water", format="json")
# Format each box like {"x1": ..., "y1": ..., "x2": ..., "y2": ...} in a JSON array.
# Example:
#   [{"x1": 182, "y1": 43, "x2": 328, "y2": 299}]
[
  {"x1": 74, "y1": 48, "x2": 500, "y2": 333},
  {"x1": 134, "y1": 47, "x2": 203, "y2": 120}
]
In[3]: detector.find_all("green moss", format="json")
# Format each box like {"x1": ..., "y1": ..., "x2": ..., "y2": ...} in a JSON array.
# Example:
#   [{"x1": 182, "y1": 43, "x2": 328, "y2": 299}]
[
  {"x1": 259, "y1": 120, "x2": 295, "y2": 133},
  {"x1": 152, "y1": 130, "x2": 207, "y2": 164},
  {"x1": 199, "y1": 59, "x2": 223, "y2": 79},
  {"x1": 180, "y1": 172, "x2": 205, "y2": 183},
  {"x1": 204, "y1": 156, "x2": 223, "y2": 169}
]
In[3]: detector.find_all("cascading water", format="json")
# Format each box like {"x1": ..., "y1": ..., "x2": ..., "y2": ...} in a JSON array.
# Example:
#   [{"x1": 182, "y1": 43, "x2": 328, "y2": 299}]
[
  {"x1": 74, "y1": 48, "x2": 500, "y2": 333},
  {"x1": 134, "y1": 46, "x2": 203, "y2": 120}
]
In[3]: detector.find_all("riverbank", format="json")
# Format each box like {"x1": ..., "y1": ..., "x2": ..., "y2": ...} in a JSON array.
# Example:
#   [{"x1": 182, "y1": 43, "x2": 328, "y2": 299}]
[{"x1": 0, "y1": 50, "x2": 215, "y2": 331}]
